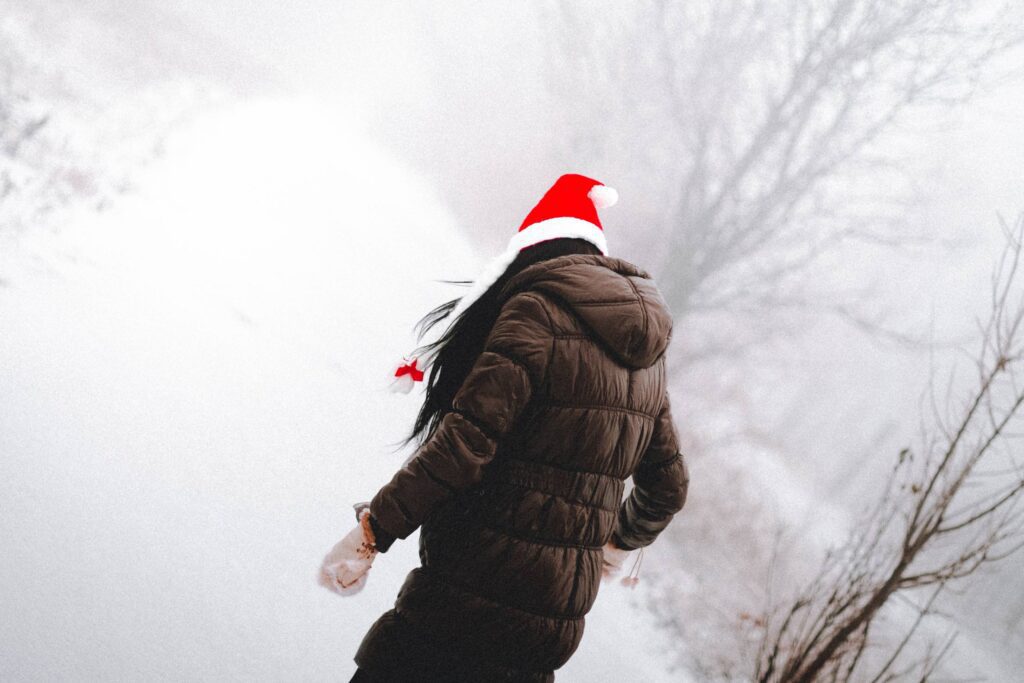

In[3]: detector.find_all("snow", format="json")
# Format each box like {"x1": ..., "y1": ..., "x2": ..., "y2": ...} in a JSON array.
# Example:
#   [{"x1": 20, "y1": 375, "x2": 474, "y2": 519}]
[{"x1": 0, "y1": 98, "x2": 685, "y2": 681}]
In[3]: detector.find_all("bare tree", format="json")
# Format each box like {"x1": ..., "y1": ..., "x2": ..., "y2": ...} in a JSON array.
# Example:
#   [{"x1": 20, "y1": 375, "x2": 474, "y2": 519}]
[
  {"x1": 753, "y1": 214, "x2": 1024, "y2": 682},
  {"x1": 543, "y1": 10, "x2": 1024, "y2": 672},
  {"x1": 547, "y1": 0, "x2": 1022, "y2": 359}
]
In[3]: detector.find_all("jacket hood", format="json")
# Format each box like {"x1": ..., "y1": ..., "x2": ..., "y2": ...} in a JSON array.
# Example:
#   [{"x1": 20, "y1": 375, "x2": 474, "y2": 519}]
[{"x1": 498, "y1": 254, "x2": 673, "y2": 369}]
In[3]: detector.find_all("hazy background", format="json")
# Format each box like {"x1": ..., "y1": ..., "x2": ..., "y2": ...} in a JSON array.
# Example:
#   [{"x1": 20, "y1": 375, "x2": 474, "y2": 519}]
[{"x1": 2, "y1": 1, "x2": 1023, "y2": 680}]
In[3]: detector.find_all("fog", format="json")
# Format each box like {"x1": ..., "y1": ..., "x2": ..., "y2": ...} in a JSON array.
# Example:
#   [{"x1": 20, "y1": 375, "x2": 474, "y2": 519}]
[{"x1": 3, "y1": 1, "x2": 1024, "y2": 680}]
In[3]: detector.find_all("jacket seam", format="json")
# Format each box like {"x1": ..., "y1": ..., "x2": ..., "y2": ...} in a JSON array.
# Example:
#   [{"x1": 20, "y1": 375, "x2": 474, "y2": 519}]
[
  {"x1": 525, "y1": 286, "x2": 639, "y2": 375},
  {"x1": 546, "y1": 401, "x2": 656, "y2": 420},
  {"x1": 480, "y1": 520, "x2": 605, "y2": 550},
  {"x1": 520, "y1": 291, "x2": 556, "y2": 390},
  {"x1": 441, "y1": 410, "x2": 496, "y2": 461},
  {"x1": 501, "y1": 453, "x2": 620, "y2": 479},
  {"x1": 571, "y1": 299, "x2": 637, "y2": 306},
  {"x1": 522, "y1": 287, "x2": 588, "y2": 341},
  {"x1": 418, "y1": 456, "x2": 459, "y2": 494},
  {"x1": 640, "y1": 451, "x2": 684, "y2": 472},
  {"x1": 620, "y1": 372, "x2": 633, "y2": 473},
  {"x1": 484, "y1": 479, "x2": 619, "y2": 513},
  {"x1": 565, "y1": 547, "x2": 586, "y2": 618},
  {"x1": 449, "y1": 407, "x2": 499, "y2": 442},
  {"x1": 521, "y1": 291, "x2": 556, "y2": 331},
  {"x1": 481, "y1": 348, "x2": 536, "y2": 390},
  {"x1": 624, "y1": 276, "x2": 648, "y2": 359},
  {"x1": 418, "y1": 565, "x2": 586, "y2": 622}
]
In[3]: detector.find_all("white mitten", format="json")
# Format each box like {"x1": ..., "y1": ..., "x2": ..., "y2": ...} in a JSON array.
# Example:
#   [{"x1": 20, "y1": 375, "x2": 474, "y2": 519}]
[
  {"x1": 601, "y1": 541, "x2": 632, "y2": 583},
  {"x1": 319, "y1": 509, "x2": 379, "y2": 596}
]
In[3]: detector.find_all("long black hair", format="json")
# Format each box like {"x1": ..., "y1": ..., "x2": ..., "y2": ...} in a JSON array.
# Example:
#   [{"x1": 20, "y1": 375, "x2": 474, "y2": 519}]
[{"x1": 395, "y1": 237, "x2": 604, "y2": 450}]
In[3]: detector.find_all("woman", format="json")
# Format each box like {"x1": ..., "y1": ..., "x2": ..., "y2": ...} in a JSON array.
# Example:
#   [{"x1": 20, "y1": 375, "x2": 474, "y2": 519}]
[{"x1": 320, "y1": 174, "x2": 690, "y2": 681}]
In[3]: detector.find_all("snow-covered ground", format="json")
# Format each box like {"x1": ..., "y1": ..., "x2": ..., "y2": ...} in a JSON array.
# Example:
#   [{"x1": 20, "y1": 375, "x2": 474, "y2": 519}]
[{"x1": 0, "y1": 99, "x2": 687, "y2": 681}]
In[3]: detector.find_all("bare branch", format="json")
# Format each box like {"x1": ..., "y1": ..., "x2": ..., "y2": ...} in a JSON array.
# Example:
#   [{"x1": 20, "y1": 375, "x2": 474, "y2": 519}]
[{"x1": 755, "y1": 215, "x2": 1024, "y2": 682}]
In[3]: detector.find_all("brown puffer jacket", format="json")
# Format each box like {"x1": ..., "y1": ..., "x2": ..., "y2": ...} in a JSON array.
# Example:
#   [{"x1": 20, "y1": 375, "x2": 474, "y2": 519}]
[{"x1": 355, "y1": 253, "x2": 690, "y2": 681}]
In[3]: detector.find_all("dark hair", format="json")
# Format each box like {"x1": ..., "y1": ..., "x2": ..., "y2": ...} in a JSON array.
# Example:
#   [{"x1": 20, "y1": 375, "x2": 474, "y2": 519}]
[{"x1": 394, "y1": 237, "x2": 603, "y2": 450}]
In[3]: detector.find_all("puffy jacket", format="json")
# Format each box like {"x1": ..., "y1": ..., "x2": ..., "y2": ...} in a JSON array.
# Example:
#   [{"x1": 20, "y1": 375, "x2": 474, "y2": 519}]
[{"x1": 355, "y1": 253, "x2": 690, "y2": 681}]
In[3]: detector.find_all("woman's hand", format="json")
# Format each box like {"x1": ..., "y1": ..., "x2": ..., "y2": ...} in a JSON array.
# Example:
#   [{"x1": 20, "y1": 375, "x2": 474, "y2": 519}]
[
  {"x1": 319, "y1": 509, "x2": 379, "y2": 596},
  {"x1": 600, "y1": 540, "x2": 632, "y2": 583}
]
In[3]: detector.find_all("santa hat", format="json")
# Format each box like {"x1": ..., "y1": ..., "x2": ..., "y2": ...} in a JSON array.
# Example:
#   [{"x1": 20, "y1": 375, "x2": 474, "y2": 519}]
[{"x1": 388, "y1": 173, "x2": 618, "y2": 393}]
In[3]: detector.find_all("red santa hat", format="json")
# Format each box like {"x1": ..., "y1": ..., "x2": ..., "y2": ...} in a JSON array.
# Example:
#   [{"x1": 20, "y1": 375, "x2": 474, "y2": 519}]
[{"x1": 389, "y1": 173, "x2": 617, "y2": 393}]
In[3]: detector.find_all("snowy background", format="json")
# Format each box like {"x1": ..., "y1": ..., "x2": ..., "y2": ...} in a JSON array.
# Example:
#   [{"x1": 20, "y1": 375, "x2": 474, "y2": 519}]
[{"x1": 2, "y1": 2, "x2": 1023, "y2": 681}]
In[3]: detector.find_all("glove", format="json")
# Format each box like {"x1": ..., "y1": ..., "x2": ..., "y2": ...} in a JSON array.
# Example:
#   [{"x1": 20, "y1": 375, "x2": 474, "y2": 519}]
[
  {"x1": 319, "y1": 507, "x2": 379, "y2": 596},
  {"x1": 601, "y1": 541, "x2": 632, "y2": 583}
]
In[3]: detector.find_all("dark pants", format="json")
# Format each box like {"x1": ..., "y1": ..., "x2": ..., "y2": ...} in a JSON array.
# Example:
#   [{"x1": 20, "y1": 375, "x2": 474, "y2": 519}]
[
  {"x1": 353, "y1": 608, "x2": 484, "y2": 682},
  {"x1": 352, "y1": 607, "x2": 551, "y2": 681},
  {"x1": 349, "y1": 664, "x2": 484, "y2": 682}
]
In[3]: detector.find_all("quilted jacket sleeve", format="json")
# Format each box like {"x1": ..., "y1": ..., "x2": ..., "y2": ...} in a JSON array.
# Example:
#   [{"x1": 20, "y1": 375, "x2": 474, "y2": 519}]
[
  {"x1": 611, "y1": 389, "x2": 690, "y2": 551},
  {"x1": 367, "y1": 292, "x2": 553, "y2": 552}
]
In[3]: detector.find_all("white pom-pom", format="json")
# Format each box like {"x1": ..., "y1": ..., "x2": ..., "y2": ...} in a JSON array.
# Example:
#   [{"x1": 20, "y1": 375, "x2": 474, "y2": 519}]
[
  {"x1": 388, "y1": 354, "x2": 431, "y2": 394},
  {"x1": 588, "y1": 184, "x2": 618, "y2": 209},
  {"x1": 388, "y1": 374, "x2": 415, "y2": 394}
]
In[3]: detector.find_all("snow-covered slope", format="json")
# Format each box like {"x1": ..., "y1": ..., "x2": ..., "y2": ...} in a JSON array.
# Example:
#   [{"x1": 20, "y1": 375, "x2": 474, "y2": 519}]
[{"x1": 0, "y1": 99, "x2": 684, "y2": 681}]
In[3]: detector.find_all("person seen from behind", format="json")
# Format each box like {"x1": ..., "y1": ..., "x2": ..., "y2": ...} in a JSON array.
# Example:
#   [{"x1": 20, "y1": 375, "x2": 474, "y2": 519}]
[{"x1": 319, "y1": 173, "x2": 691, "y2": 682}]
